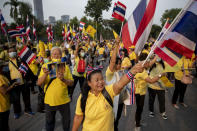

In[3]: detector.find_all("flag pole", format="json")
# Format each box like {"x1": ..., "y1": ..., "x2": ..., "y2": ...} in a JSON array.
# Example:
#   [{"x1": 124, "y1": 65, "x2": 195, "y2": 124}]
[
  {"x1": 119, "y1": 22, "x2": 124, "y2": 37},
  {"x1": 142, "y1": 0, "x2": 193, "y2": 66}
]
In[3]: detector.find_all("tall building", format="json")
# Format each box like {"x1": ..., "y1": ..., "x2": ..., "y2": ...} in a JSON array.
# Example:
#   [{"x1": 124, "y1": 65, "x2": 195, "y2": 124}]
[
  {"x1": 48, "y1": 16, "x2": 56, "y2": 25},
  {"x1": 33, "y1": 0, "x2": 44, "y2": 24},
  {"x1": 61, "y1": 15, "x2": 70, "y2": 23}
]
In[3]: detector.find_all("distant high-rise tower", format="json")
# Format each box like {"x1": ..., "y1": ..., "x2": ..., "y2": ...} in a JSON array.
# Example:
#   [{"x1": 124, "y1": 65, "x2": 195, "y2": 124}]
[{"x1": 33, "y1": 0, "x2": 44, "y2": 24}]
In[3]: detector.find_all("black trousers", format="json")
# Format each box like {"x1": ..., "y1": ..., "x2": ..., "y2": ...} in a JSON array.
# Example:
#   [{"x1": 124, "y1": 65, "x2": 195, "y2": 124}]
[
  {"x1": 148, "y1": 88, "x2": 165, "y2": 113},
  {"x1": 135, "y1": 94, "x2": 145, "y2": 127},
  {"x1": 114, "y1": 103, "x2": 124, "y2": 131},
  {"x1": 10, "y1": 84, "x2": 32, "y2": 114},
  {"x1": 69, "y1": 75, "x2": 85, "y2": 98},
  {"x1": 45, "y1": 103, "x2": 70, "y2": 131},
  {"x1": 0, "y1": 110, "x2": 10, "y2": 131},
  {"x1": 172, "y1": 79, "x2": 187, "y2": 104}
]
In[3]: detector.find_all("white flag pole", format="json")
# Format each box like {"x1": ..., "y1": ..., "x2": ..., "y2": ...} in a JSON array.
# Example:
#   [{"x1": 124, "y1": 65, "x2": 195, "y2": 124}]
[{"x1": 142, "y1": 0, "x2": 193, "y2": 66}]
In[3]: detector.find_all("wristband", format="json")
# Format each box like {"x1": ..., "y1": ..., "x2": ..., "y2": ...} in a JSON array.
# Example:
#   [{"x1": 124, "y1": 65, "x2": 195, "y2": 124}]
[{"x1": 126, "y1": 71, "x2": 134, "y2": 81}]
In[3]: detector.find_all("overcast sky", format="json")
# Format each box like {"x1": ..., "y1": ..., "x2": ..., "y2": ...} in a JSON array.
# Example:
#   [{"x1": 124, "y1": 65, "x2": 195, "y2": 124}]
[{"x1": 0, "y1": 0, "x2": 188, "y2": 25}]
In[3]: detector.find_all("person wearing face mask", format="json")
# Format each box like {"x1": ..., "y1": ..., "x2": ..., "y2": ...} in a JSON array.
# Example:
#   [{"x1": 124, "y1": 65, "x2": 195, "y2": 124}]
[
  {"x1": 148, "y1": 57, "x2": 168, "y2": 120},
  {"x1": 69, "y1": 43, "x2": 86, "y2": 99},
  {"x1": 37, "y1": 46, "x2": 74, "y2": 131},
  {"x1": 120, "y1": 48, "x2": 132, "y2": 73},
  {"x1": 8, "y1": 46, "x2": 34, "y2": 119}
]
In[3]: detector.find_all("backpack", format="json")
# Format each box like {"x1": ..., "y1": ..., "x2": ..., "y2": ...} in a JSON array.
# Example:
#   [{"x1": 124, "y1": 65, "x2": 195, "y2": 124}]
[{"x1": 77, "y1": 59, "x2": 86, "y2": 74}]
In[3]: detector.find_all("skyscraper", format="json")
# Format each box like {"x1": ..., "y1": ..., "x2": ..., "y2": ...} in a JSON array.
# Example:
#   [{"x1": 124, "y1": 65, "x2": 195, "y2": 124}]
[{"x1": 33, "y1": 0, "x2": 44, "y2": 24}]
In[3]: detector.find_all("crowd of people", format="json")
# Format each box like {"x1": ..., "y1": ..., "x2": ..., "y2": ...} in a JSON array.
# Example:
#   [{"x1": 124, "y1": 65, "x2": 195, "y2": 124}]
[{"x1": 0, "y1": 37, "x2": 197, "y2": 131}]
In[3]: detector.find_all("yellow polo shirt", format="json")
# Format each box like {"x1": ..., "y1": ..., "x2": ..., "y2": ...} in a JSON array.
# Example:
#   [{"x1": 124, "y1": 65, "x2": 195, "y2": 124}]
[
  {"x1": 142, "y1": 49, "x2": 149, "y2": 55},
  {"x1": 0, "y1": 75, "x2": 10, "y2": 112},
  {"x1": 174, "y1": 57, "x2": 193, "y2": 80},
  {"x1": 134, "y1": 70, "x2": 148, "y2": 95},
  {"x1": 29, "y1": 59, "x2": 39, "y2": 76},
  {"x1": 38, "y1": 62, "x2": 73, "y2": 106},
  {"x1": 149, "y1": 63, "x2": 164, "y2": 90},
  {"x1": 129, "y1": 52, "x2": 137, "y2": 61},
  {"x1": 0, "y1": 50, "x2": 9, "y2": 61},
  {"x1": 106, "y1": 67, "x2": 114, "y2": 82},
  {"x1": 121, "y1": 57, "x2": 131, "y2": 69},
  {"x1": 75, "y1": 84, "x2": 116, "y2": 131},
  {"x1": 8, "y1": 59, "x2": 24, "y2": 84}
]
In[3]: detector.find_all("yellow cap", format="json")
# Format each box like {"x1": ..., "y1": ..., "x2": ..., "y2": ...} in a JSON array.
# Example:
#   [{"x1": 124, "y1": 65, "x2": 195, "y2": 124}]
[{"x1": 129, "y1": 45, "x2": 135, "y2": 49}]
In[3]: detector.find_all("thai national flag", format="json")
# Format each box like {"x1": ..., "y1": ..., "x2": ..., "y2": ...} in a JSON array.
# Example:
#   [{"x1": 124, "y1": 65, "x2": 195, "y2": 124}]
[
  {"x1": 16, "y1": 25, "x2": 26, "y2": 36},
  {"x1": 122, "y1": 0, "x2": 157, "y2": 54},
  {"x1": 18, "y1": 46, "x2": 36, "y2": 65},
  {"x1": 0, "y1": 9, "x2": 7, "y2": 35},
  {"x1": 159, "y1": 0, "x2": 197, "y2": 60},
  {"x1": 26, "y1": 15, "x2": 31, "y2": 40},
  {"x1": 154, "y1": 20, "x2": 182, "y2": 66},
  {"x1": 18, "y1": 62, "x2": 28, "y2": 76},
  {"x1": 112, "y1": 1, "x2": 126, "y2": 22},
  {"x1": 8, "y1": 29, "x2": 21, "y2": 37},
  {"x1": 79, "y1": 21, "x2": 85, "y2": 30},
  {"x1": 33, "y1": 19, "x2": 37, "y2": 40}
]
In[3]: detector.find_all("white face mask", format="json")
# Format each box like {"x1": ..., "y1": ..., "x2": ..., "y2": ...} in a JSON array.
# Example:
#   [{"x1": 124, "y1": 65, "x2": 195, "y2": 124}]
[
  {"x1": 9, "y1": 52, "x2": 17, "y2": 58},
  {"x1": 156, "y1": 58, "x2": 161, "y2": 62},
  {"x1": 80, "y1": 52, "x2": 85, "y2": 57}
]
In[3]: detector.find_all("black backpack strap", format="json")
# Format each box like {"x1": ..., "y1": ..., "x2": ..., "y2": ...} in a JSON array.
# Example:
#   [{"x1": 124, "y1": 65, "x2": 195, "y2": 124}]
[
  {"x1": 44, "y1": 78, "x2": 55, "y2": 98},
  {"x1": 9, "y1": 59, "x2": 19, "y2": 70},
  {"x1": 102, "y1": 88, "x2": 113, "y2": 108}
]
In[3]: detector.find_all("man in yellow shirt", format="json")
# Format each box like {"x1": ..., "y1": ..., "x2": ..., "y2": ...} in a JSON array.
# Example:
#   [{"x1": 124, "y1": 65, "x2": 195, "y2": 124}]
[
  {"x1": 8, "y1": 46, "x2": 34, "y2": 119},
  {"x1": 37, "y1": 47, "x2": 74, "y2": 131}
]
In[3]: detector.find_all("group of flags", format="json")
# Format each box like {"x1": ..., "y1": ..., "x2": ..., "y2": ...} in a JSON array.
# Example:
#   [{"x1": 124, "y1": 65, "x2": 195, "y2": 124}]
[
  {"x1": 46, "y1": 24, "x2": 53, "y2": 42},
  {"x1": 0, "y1": 9, "x2": 6, "y2": 35}
]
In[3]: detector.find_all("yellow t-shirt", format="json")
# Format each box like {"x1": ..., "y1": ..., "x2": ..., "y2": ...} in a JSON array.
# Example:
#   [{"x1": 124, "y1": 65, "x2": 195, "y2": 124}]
[
  {"x1": 174, "y1": 57, "x2": 193, "y2": 80},
  {"x1": 72, "y1": 57, "x2": 85, "y2": 77},
  {"x1": 0, "y1": 75, "x2": 10, "y2": 112},
  {"x1": 135, "y1": 70, "x2": 148, "y2": 95},
  {"x1": 149, "y1": 63, "x2": 165, "y2": 90},
  {"x1": 106, "y1": 67, "x2": 114, "y2": 82},
  {"x1": 48, "y1": 43, "x2": 53, "y2": 51},
  {"x1": 98, "y1": 47, "x2": 105, "y2": 55},
  {"x1": 142, "y1": 49, "x2": 149, "y2": 55},
  {"x1": 121, "y1": 57, "x2": 131, "y2": 69},
  {"x1": 8, "y1": 59, "x2": 24, "y2": 84},
  {"x1": 29, "y1": 59, "x2": 39, "y2": 76},
  {"x1": 0, "y1": 50, "x2": 9, "y2": 61},
  {"x1": 129, "y1": 52, "x2": 137, "y2": 61},
  {"x1": 75, "y1": 84, "x2": 116, "y2": 131},
  {"x1": 38, "y1": 62, "x2": 73, "y2": 106}
]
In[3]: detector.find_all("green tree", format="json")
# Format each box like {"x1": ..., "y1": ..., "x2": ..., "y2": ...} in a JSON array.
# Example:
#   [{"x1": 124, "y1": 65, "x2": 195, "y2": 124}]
[
  {"x1": 53, "y1": 21, "x2": 64, "y2": 41},
  {"x1": 3, "y1": 0, "x2": 22, "y2": 22},
  {"x1": 149, "y1": 24, "x2": 162, "y2": 39},
  {"x1": 18, "y1": 2, "x2": 33, "y2": 25},
  {"x1": 160, "y1": 8, "x2": 181, "y2": 26},
  {"x1": 85, "y1": 0, "x2": 112, "y2": 22},
  {"x1": 69, "y1": 16, "x2": 79, "y2": 30}
]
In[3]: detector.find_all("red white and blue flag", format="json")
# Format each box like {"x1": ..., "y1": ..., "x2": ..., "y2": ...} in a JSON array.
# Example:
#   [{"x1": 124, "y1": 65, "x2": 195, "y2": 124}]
[
  {"x1": 26, "y1": 15, "x2": 30, "y2": 38},
  {"x1": 33, "y1": 19, "x2": 37, "y2": 40},
  {"x1": 122, "y1": 0, "x2": 157, "y2": 54},
  {"x1": 46, "y1": 25, "x2": 53, "y2": 42},
  {"x1": 159, "y1": 0, "x2": 197, "y2": 60},
  {"x1": 18, "y1": 46, "x2": 36, "y2": 65},
  {"x1": 79, "y1": 21, "x2": 85, "y2": 30},
  {"x1": 0, "y1": 9, "x2": 7, "y2": 35},
  {"x1": 18, "y1": 62, "x2": 28, "y2": 76},
  {"x1": 112, "y1": 1, "x2": 126, "y2": 22},
  {"x1": 8, "y1": 25, "x2": 26, "y2": 38}
]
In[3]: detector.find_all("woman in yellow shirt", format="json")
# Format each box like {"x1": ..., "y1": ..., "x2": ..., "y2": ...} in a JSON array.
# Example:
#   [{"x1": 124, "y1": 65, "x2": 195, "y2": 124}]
[
  {"x1": 172, "y1": 57, "x2": 193, "y2": 109},
  {"x1": 0, "y1": 61, "x2": 18, "y2": 131},
  {"x1": 148, "y1": 58, "x2": 168, "y2": 120},
  {"x1": 120, "y1": 48, "x2": 132, "y2": 72},
  {"x1": 72, "y1": 61, "x2": 144, "y2": 131}
]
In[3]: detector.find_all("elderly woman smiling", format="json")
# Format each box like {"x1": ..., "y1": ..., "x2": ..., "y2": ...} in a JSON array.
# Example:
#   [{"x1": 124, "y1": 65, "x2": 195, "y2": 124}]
[
  {"x1": 72, "y1": 62, "x2": 144, "y2": 131},
  {"x1": 37, "y1": 47, "x2": 74, "y2": 131}
]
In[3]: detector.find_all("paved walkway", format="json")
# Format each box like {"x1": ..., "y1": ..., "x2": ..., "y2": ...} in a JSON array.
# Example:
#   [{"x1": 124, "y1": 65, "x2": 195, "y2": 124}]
[{"x1": 9, "y1": 67, "x2": 197, "y2": 131}]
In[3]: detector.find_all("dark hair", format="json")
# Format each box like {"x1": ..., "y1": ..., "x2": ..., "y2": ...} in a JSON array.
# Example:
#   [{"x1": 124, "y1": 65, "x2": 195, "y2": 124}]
[
  {"x1": 46, "y1": 50, "x2": 50, "y2": 57},
  {"x1": 149, "y1": 59, "x2": 165, "y2": 73},
  {"x1": 71, "y1": 45, "x2": 75, "y2": 50},
  {"x1": 121, "y1": 48, "x2": 129, "y2": 58},
  {"x1": 138, "y1": 53, "x2": 148, "y2": 61},
  {"x1": 81, "y1": 70, "x2": 102, "y2": 113},
  {"x1": 78, "y1": 48, "x2": 85, "y2": 59},
  {"x1": 115, "y1": 57, "x2": 121, "y2": 65},
  {"x1": 32, "y1": 48, "x2": 37, "y2": 53},
  {"x1": 144, "y1": 44, "x2": 149, "y2": 50}
]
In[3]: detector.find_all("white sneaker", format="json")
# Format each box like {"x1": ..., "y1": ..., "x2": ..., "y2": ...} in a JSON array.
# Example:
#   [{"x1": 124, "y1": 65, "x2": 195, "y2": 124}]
[
  {"x1": 134, "y1": 127, "x2": 141, "y2": 131},
  {"x1": 172, "y1": 104, "x2": 180, "y2": 109},
  {"x1": 149, "y1": 112, "x2": 155, "y2": 117},
  {"x1": 161, "y1": 112, "x2": 168, "y2": 120}
]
